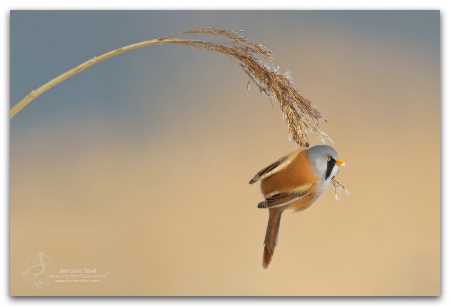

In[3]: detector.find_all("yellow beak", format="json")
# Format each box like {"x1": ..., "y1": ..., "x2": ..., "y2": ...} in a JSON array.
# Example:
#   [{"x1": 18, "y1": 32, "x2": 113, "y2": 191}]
[{"x1": 335, "y1": 159, "x2": 345, "y2": 166}]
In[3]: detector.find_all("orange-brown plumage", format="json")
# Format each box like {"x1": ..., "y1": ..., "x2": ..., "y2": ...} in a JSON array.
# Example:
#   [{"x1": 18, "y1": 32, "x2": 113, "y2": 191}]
[{"x1": 260, "y1": 148, "x2": 319, "y2": 209}]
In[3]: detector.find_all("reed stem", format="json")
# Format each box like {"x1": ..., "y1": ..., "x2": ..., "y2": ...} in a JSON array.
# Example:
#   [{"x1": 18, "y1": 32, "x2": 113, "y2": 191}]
[{"x1": 10, "y1": 37, "x2": 191, "y2": 118}]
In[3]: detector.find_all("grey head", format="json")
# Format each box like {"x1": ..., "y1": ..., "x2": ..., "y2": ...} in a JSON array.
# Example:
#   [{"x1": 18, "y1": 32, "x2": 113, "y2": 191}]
[{"x1": 307, "y1": 145, "x2": 342, "y2": 182}]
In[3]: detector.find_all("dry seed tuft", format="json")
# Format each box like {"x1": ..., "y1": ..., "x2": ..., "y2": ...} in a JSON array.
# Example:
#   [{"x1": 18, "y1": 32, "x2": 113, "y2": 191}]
[{"x1": 165, "y1": 28, "x2": 330, "y2": 147}]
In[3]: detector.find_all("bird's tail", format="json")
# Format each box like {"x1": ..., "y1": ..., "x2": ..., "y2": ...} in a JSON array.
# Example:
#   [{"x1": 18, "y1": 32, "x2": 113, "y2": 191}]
[{"x1": 263, "y1": 209, "x2": 283, "y2": 269}]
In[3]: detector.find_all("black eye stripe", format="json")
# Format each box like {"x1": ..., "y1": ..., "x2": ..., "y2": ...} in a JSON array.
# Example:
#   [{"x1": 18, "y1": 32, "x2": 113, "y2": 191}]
[{"x1": 325, "y1": 157, "x2": 336, "y2": 180}]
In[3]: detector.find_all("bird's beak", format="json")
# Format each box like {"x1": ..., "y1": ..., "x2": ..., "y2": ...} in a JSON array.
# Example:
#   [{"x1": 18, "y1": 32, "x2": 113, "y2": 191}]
[{"x1": 335, "y1": 159, "x2": 345, "y2": 166}]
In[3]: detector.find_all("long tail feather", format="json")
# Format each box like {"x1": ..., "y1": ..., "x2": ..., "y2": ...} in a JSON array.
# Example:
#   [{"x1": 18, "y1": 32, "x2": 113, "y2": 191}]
[{"x1": 263, "y1": 210, "x2": 282, "y2": 269}]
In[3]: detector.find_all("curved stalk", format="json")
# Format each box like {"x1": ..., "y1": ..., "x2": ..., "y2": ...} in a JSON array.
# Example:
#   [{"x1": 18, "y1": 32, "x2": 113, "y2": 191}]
[
  {"x1": 10, "y1": 28, "x2": 329, "y2": 148},
  {"x1": 10, "y1": 37, "x2": 191, "y2": 118}
]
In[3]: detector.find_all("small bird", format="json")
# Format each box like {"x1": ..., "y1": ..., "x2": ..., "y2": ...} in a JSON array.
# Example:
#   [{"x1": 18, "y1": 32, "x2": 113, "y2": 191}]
[{"x1": 249, "y1": 145, "x2": 345, "y2": 269}]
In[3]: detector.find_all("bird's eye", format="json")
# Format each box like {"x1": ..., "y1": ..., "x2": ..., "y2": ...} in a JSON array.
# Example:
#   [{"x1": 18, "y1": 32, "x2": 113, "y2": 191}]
[{"x1": 326, "y1": 157, "x2": 331, "y2": 161}]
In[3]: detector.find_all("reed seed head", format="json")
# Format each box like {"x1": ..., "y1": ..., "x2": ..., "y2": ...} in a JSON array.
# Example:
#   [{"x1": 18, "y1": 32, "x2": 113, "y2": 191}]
[{"x1": 162, "y1": 28, "x2": 330, "y2": 148}]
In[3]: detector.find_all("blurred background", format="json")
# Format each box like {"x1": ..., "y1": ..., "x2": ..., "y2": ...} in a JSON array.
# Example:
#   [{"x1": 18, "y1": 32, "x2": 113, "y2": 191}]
[{"x1": 10, "y1": 11, "x2": 440, "y2": 296}]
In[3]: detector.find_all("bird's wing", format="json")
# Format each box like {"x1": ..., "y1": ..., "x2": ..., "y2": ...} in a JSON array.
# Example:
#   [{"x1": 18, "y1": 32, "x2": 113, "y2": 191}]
[
  {"x1": 257, "y1": 189, "x2": 312, "y2": 209},
  {"x1": 249, "y1": 149, "x2": 304, "y2": 184}
]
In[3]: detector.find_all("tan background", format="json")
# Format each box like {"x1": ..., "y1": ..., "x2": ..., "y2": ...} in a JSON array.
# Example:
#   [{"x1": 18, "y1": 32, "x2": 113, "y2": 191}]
[{"x1": 10, "y1": 11, "x2": 440, "y2": 295}]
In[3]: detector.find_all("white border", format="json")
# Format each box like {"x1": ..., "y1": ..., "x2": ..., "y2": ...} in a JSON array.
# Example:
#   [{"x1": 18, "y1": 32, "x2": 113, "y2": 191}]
[{"x1": 1, "y1": 1, "x2": 446, "y2": 305}]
